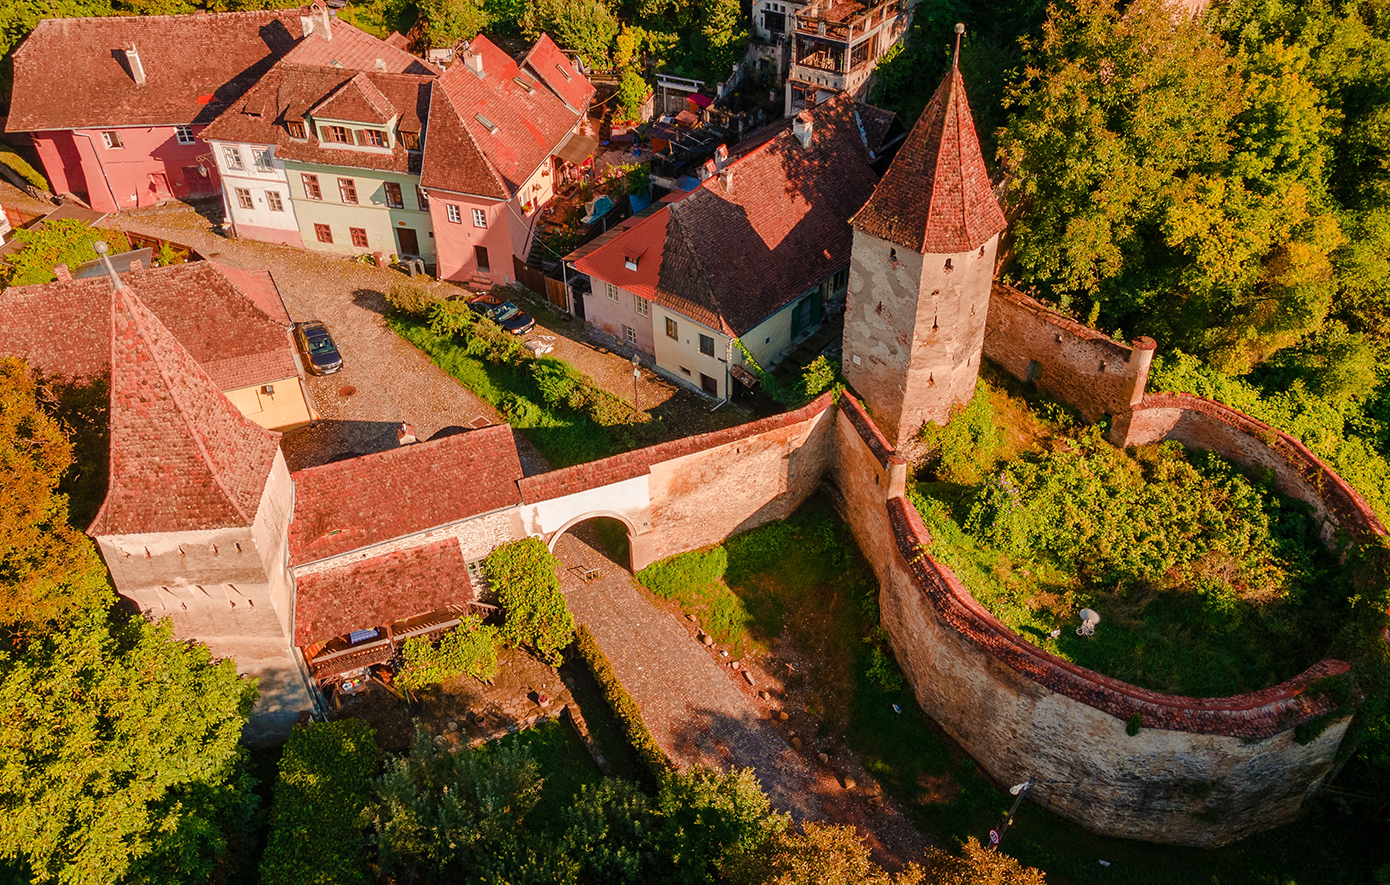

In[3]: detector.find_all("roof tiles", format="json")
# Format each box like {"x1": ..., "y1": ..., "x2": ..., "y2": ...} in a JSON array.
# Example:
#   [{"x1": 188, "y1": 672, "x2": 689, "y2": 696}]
[
  {"x1": 288, "y1": 424, "x2": 524, "y2": 564},
  {"x1": 851, "y1": 67, "x2": 1006, "y2": 254}
]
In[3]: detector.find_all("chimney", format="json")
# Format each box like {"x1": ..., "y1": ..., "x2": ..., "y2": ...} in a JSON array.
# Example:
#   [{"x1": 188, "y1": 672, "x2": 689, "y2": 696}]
[
  {"x1": 793, "y1": 111, "x2": 813, "y2": 148},
  {"x1": 397, "y1": 422, "x2": 418, "y2": 445},
  {"x1": 698, "y1": 159, "x2": 716, "y2": 181},
  {"x1": 713, "y1": 143, "x2": 729, "y2": 170},
  {"x1": 718, "y1": 168, "x2": 733, "y2": 191},
  {"x1": 125, "y1": 46, "x2": 147, "y2": 87},
  {"x1": 319, "y1": 1, "x2": 332, "y2": 40},
  {"x1": 462, "y1": 43, "x2": 484, "y2": 77},
  {"x1": 54, "y1": 263, "x2": 71, "y2": 282},
  {"x1": 375, "y1": 57, "x2": 387, "y2": 72}
]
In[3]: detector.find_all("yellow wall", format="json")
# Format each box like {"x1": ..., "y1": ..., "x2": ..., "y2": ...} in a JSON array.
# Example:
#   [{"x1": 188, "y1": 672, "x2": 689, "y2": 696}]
[{"x1": 225, "y1": 377, "x2": 316, "y2": 431}]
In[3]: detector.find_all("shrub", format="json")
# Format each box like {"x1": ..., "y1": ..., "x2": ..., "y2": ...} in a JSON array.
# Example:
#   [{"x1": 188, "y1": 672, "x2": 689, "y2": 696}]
[
  {"x1": 918, "y1": 380, "x2": 1005, "y2": 484},
  {"x1": 387, "y1": 279, "x2": 444, "y2": 316},
  {"x1": 397, "y1": 615, "x2": 502, "y2": 690},
  {"x1": 0, "y1": 147, "x2": 48, "y2": 190},
  {"x1": 260, "y1": 719, "x2": 378, "y2": 885},
  {"x1": 1, "y1": 219, "x2": 131, "y2": 287},
  {"x1": 800, "y1": 356, "x2": 839, "y2": 400},
  {"x1": 922, "y1": 837, "x2": 1046, "y2": 885},
  {"x1": 573, "y1": 625, "x2": 670, "y2": 785},
  {"x1": 615, "y1": 69, "x2": 650, "y2": 122},
  {"x1": 485, "y1": 539, "x2": 575, "y2": 665},
  {"x1": 637, "y1": 547, "x2": 728, "y2": 601}
]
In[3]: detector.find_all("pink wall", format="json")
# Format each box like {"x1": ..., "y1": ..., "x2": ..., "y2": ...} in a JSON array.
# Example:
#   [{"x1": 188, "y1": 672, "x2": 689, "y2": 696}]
[
  {"x1": 428, "y1": 194, "x2": 515, "y2": 285},
  {"x1": 33, "y1": 126, "x2": 221, "y2": 214},
  {"x1": 582, "y1": 279, "x2": 654, "y2": 353}
]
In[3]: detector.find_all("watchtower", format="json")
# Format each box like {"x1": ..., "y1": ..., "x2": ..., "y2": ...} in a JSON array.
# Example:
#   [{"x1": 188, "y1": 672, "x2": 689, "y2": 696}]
[{"x1": 842, "y1": 29, "x2": 1007, "y2": 449}]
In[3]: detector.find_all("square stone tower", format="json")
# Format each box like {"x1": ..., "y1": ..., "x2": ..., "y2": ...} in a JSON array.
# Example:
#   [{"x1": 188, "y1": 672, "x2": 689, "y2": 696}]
[{"x1": 842, "y1": 60, "x2": 1007, "y2": 448}]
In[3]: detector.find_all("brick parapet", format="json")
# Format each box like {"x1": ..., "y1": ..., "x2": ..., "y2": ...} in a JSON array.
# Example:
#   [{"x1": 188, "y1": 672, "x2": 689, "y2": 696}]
[
  {"x1": 518, "y1": 390, "x2": 837, "y2": 504},
  {"x1": 1136, "y1": 393, "x2": 1387, "y2": 541},
  {"x1": 886, "y1": 495, "x2": 1350, "y2": 740},
  {"x1": 838, "y1": 390, "x2": 905, "y2": 470}
]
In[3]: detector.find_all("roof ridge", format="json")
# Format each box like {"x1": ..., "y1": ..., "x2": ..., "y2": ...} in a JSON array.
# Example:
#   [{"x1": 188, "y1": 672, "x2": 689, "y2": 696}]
[{"x1": 118, "y1": 287, "x2": 261, "y2": 525}]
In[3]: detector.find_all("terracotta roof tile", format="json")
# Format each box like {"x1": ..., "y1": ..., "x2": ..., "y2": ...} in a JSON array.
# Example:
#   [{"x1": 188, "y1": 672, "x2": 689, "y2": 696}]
[
  {"x1": 91, "y1": 286, "x2": 282, "y2": 535},
  {"x1": 289, "y1": 424, "x2": 524, "y2": 564},
  {"x1": 418, "y1": 84, "x2": 508, "y2": 200},
  {"x1": 312, "y1": 72, "x2": 397, "y2": 124},
  {"x1": 0, "y1": 262, "x2": 298, "y2": 390},
  {"x1": 419, "y1": 34, "x2": 593, "y2": 198},
  {"x1": 852, "y1": 67, "x2": 1006, "y2": 254},
  {"x1": 570, "y1": 202, "x2": 681, "y2": 302},
  {"x1": 647, "y1": 96, "x2": 886, "y2": 336},
  {"x1": 293, "y1": 538, "x2": 474, "y2": 645},
  {"x1": 6, "y1": 10, "x2": 302, "y2": 131},
  {"x1": 282, "y1": 20, "x2": 438, "y2": 75}
]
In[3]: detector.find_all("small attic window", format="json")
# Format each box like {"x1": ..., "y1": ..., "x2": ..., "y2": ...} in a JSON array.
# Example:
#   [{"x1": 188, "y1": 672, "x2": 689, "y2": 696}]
[
  {"x1": 475, "y1": 113, "x2": 499, "y2": 133},
  {"x1": 556, "y1": 62, "x2": 572, "y2": 81},
  {"x1": 400, "y1": 131, "x2": 419, "y2": 150},
  {"x1": 514, "y1": 76, "x2": 535, "y2": 93},
  {"x1": 287, "y1": 120, "x2": 306, "y2": 139},
  {"x1": 625, "y1": 256, "x2": 639, "y2": 271}
]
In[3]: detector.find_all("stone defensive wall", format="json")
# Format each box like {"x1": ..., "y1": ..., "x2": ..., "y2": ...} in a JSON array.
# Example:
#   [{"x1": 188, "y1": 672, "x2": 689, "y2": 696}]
[{"x1": 828, "y1": 391, "x2": 1357, "y2": 847}]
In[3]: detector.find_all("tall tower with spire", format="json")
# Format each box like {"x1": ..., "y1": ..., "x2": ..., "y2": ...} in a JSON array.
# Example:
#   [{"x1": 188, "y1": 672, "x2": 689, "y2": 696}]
[{"x1": 842, "y1": 27, "x2": 1007, "y2": 449}]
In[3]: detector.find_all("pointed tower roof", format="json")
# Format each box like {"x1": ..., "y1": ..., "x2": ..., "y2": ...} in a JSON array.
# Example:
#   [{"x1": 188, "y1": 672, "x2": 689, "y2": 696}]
[
  {"x1": 90, "y1": 285, "x2": 282, "y2": 537},
  {"x1": 851, "y1": 67, "x2": 1006, "y2": 254}
]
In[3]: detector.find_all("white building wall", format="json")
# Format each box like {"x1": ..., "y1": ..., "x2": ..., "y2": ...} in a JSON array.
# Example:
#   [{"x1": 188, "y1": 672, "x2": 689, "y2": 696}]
[{"x1": 206, "y1": 140, "x2": 303, "y2": 246}]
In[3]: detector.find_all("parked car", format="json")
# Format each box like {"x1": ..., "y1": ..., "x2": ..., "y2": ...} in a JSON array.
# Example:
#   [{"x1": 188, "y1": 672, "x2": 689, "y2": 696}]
[
  {"x1": 468, "y1": 297, "x2": 536, "y2": 335},
  {"x1": 293, "y1": 321, "x2": 343, "y2": 375}
]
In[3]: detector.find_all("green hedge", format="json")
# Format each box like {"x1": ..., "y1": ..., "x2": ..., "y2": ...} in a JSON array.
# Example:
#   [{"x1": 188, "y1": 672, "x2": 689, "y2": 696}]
[
  {"x1": 486, "y1": 538, "x2": 576, "y2": 665},
  {"x1": 259, "y1": 719, "x2": 379, "y2": 885},
  {"x1": 573, "y1": 625, "x2": 670, "y2": 786}
]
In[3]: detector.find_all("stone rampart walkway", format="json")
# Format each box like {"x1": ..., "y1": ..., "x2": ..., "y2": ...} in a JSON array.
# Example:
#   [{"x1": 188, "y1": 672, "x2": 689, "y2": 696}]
[{"x1": 555, "y1": 529, "x2": 826, "y2": 822}]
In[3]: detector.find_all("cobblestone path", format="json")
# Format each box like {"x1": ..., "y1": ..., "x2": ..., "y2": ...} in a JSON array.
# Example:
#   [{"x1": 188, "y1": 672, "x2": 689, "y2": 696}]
[{"x1": 555, "y1": 528, "x2": 827, "y2": 821}]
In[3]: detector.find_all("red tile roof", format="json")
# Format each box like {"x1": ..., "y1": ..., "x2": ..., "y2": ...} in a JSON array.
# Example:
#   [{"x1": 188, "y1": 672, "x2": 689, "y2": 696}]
[
  {"x1": 282, "y1": 20, "x2": 438, "y2": 75},
  {"x1": 91, "y1": 286, "x2": 283, "y2": 536},
  {"x1": 204, "y1": 63, "x2": 433, "y2": 174},
  {"x1": 293, "y1": 538, "x2": 474, "y2": 645},
  {"x1": 570, "y1": 203, "x2": 679, "y2": 301},
  {"x1": 6, "y1": 10, "x2": 303, "y2": 132},
  {"x1": 644, "y1": 95, "x2": 887, "y2": 336},
  {"x1": 0, "y1": 262, "x2": 299, "y2": 390},
  {"x1": 851, "y1": 67, "x2": 1006, "y2": 254},
  {"x1": 312, "y1": 72, "x2": 397, "y2": 123},
  {"x1": 288, "y1": 424, "x2": 524, "y2": 565},
  {"x1": 420, "y1": 34, "x2": 593, "y2": 198}
]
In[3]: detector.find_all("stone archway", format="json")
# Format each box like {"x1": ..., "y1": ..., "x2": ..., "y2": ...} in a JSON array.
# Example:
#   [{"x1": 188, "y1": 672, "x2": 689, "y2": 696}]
[{"x1": 546, "y1": 511, "x2": 652, "y2": 574}]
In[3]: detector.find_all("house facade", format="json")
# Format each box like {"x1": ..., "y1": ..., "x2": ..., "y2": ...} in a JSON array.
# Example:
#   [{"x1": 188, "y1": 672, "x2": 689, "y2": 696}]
[
  {"x1": 421, "y1": 35, "x2": 595, "y2": 286},
  {"x1": 6, "y1": 10, "x2": 304, "y2": 213},
  {"x1": 202, "y1": 13, "x2": 439, "y2": 247},
  {"x1": 572, "y1": 97, "x2": 896, "y2": 399},
  {"x1": 784, "y1": 0, "x2": 916, "y2": 116}
]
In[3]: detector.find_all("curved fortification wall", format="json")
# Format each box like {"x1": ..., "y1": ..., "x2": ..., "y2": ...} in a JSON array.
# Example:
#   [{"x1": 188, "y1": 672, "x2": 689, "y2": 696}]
[{"x1": 835, "y1": 316, "x2": 1383, "y2": 846}]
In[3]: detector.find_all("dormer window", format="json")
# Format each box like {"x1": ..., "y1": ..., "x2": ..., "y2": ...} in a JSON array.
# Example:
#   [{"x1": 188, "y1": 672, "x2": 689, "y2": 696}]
[
  {"x1": 400, "y1": 131, "x2": 420, "y2": 150},
  {"x1": 321, "y1": 125, "x2": 352, "y2": 144},
  {"x1": 475, "y1": 113, "x2": 498, "y2": 133},
  {"x1": 287, "y1": 120, "x2": 306, "y2": 139},
  {"x1": 357, "y1": 128, "x2": 387, "y2": 148},
  {"x1": 514, "y1": 76, "x2": 535, "y2": 94}
]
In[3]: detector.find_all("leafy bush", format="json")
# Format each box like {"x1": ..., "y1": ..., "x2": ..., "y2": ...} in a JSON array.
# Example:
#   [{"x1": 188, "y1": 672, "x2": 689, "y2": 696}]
[
  {"x1": 1, "y1": 219, "x2": 131, "y2": 287},
  {"x1": 397, "y1": 615, "x2": 501, "y2": 690},
  {"x1": 637, "y1": 547, "x2": 727, "y2": 601},
  {"x1": 387, "y1": 279, "x2": 445, "y2": 316},
  {"x1": 260, "y1": 719, "x2": 378, "y2": 885},
  {"x1": 0, "y1": 146, "x2": 48, "y2": 190},
  {"x1": 922, "y1": 836, "x2": 1046, "y2": 885},
  {"x1": 917, "y1": 380, "x2": 1017, "y2": 485},
  {"x1": 485, "y1": 539, "x2": 575, "y2": 665},
  {"x1": 573, "y1": 625, "x2": 670, "y2": 785},
  {"x1": 615, "y1": 69, "x2": 650, "y2": 122},
  {"x1": 800, "y1": 356, "x2": 839, "y2": 399}
]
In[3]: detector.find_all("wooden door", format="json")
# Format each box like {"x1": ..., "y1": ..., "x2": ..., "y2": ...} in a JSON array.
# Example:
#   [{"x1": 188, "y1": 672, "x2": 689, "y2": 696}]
[
  {"x1": 474, "y1": 245, "x2": 490, "y2": 273},
  {"x1": 700, "y1": 373, "x2": 719, "y2": 396},
  {"x1": 395, "y1": 227, "x2": 420, "y2": 258}
]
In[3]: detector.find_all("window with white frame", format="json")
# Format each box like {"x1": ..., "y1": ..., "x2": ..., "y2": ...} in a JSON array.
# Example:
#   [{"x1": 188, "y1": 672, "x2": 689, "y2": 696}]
[
  {"x1": 252, "y1": 148, "x2": 272, "y2": 171},
  {"x1": 625, "y1": 325, "x2": 637, "y2": 345},
  {"x1": 446, "y1": 204, "x2": 462, "y2": 224},
  {"x1": 234, "y1": 187, "x2": 253, "y2": 210},
  {"x1": 635, "y1": 295, "x2": 649, "y2": 316},
  {"x1": 102, "y1": 131, "x2": 123, "y2": 149},
  {"x1": 606, "y1": 282, "x2": 618, "y2": 301},
  {"x1": 266, "y1": 190, "x2": 284, "y2": 212},
  {"x1": 472, "y1": 208, "x2": 487, "y2": 228},
  {"x1": 175, "y1": 125, "x2": 195, "y2": 145},
  {"x1": 222, "y1": 145, "x2": 244, "y2": 171}
]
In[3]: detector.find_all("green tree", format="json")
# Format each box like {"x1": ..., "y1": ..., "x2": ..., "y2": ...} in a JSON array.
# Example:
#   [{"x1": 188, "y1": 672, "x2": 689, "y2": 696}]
[
  {"x1": 615, "y1": 68, "x2": 650, "y2": 122},
  {"x1": 559, "y1": 778, "x2": 661, "y2": 884},
  {"x1": 0, "y1": 219, "x2": 131, "y2": 288},
  {"x1": 654, "y1": 767, "x2": 787, "y2": 884},
  {"x1": 745, "y1": 821, "x2": 925, "y2": 885},
  {"x1": 397, "y1": 615, "x2": 501, "y2": 690},
  {"x1": 260, "y1": 719, "x2": 378, "y2": 885},
  {"x1": 484, "y1": 538, "x2": 575, "y2": 665},
  {"x1": 0, "y1": 359, "x2": 112, "y2": 635},
  {"x1": 0, "y1": 611, "x2": 256, "y2": 884},
  {"x1": 418, "y1": 0, "x2": 488, "y2": 47},
  {"x1": 524, "y1": 0, "x2": 618, "y2": 67},
  {"x1": 922, "y1": 837, "x2": 1047, "y2": 884}
]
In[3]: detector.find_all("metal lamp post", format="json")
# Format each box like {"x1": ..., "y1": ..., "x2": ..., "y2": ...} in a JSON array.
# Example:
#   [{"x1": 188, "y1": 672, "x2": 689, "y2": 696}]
[
  {"x1": 989, "y1": 779, "x2": 1031, "y2": 850},
  {"x1": 631, "y1": 352, "x2": 642, "y2": 420}
]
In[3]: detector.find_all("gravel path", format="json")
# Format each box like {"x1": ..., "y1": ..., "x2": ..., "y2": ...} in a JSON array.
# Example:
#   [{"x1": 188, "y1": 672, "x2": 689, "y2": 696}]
[{"x1": 555, "y1": 528, "x2": 826, "y2": 821}]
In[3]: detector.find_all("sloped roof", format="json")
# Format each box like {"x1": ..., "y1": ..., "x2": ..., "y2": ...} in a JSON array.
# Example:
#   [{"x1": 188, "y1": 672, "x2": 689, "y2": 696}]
[
  {"x1": 645, "y1": 95, "x2": 887, "y2": 337},
  {"x1": 204, "y1": 63, "x2": 432, "y2": 174},
  {"x1": 420, "y1": 34, "x2": 593, "y2": 198},
  {"x1": 0, "y1": 261, "x2": 298, "y2": 391},
  {"x1": 91, "y1": 286, "x2": 282, "y2": 536},
  {"x1": 6, "y1": 10, "x2": 302, "y2": 132},
  {"x1": 571, "y1": 203, "x2": 676, "y2": 301},
  {"x1": 851, "y1": 67, "x2": 1006, "y2": 254},
  {"x1": 312, "y1": 72, "x2": 397, "y2": 123},
  {"x1": 282, "y1": 19, "x2": 438, "y2": 75},
  {"x1": 287, "y1": 424, "x2": 524, "y2": 565},
  {"x1": 293, "y1": 538, "x2": 474, "y2": 646}
]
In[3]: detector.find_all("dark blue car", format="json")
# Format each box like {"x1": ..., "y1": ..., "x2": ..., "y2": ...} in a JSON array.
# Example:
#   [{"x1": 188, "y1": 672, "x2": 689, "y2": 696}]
[
  {"x1": 293, "y1": 321, "x2": 344, "y2": 375},
  {"x1": 469, "y1": 297, "x2": 536, "y2": 335}
]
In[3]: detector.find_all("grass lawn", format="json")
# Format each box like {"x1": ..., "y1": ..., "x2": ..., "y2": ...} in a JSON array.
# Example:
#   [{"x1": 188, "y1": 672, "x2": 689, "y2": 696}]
[
  {"x1": 633, "y1": 495, "x2": 1387, "y2": 885},
  {"x1": 389, "y1": 313, "x2": 667, "y2": 468}
]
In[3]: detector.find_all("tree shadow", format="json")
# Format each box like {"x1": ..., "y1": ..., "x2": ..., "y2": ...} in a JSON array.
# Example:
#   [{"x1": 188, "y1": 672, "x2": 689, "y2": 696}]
[
  {"x1": 351, "y1": 287, "x2": 390, "y2": 317},
  {"x1": 279, "y1": 418, "x2": 410, "y2": 471}
]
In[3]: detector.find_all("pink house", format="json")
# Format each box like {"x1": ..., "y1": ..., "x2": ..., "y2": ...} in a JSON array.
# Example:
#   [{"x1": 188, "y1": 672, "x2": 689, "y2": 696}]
[
  {"x1": 6, "y1": 10, "x2": 303, "y2": 213},
  {"x1": 419, "y1": 35, "x2": 594, "y2": 287}
]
